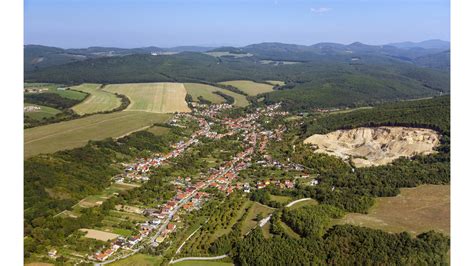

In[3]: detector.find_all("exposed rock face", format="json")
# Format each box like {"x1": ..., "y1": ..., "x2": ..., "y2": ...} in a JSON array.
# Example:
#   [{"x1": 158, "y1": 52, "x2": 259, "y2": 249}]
[{"x1": 303, "y1": 127, "x2": 440, "y2": 167}]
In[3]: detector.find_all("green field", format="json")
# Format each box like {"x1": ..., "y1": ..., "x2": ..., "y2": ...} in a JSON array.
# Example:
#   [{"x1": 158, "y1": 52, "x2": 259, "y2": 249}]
[
  {"x1": 269, "y1": 194, "x2": 292, "y2": 204},
  {"x1": 105, "y1": 83, "x2": 191, "y2": 113},
  {"x1": 184, "y1": 83, "x2": 249, "y2": 107},
  {"x1": 71, "y1": 83, "x2": 122, "y2": 115},
  {"x1": 173, "y1": 260, "x2": 233, "y2": 266},
  {"x1": 241, "y1": 202, "x2": 274, "y2": 235},
  {"x1": 110, "y1": 254, "x2": 163, "y2": 266},
  {"x1": 287, "y1": 199, "x2": 319, "y2": 209},
  {"x1": 147, "y1": 125, "x2": 171, "y2": 136},
  {"x1": 24, "y1": 111, "x2": 171, "y2": 158},
  {"x1": 24, "y1": 103, "x2": 61, "y2": 120},
  {"x1": 335, "y1": 185, "x2": 450, "y2": 235},
  {"x1": 219, "y1": 80, "x2": 275, "y2": 96},
  {"x1": 25, "y1": 83, "x2": 87, "y2": 101}
]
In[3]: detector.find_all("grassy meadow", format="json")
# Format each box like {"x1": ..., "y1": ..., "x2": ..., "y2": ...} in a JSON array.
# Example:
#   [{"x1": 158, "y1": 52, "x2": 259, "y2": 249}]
[
  {"x1": 71, "y1": 83, "x2": 122, "y2": 115},
  {"x1": 335, "y1": 185, "x2": 450, "y2": 235},
  {"x1": 24, "y1": 111, "x2": 171, "y2": 157}
]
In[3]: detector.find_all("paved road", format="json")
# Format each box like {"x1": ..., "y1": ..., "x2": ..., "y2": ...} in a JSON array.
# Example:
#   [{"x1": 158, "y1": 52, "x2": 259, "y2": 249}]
[
  {"x1": 285, "y1": 198, "x2": 313, "y2": 208},
  {"x1": 169, "y1": 255, "x2": 228, "y2": 264}
]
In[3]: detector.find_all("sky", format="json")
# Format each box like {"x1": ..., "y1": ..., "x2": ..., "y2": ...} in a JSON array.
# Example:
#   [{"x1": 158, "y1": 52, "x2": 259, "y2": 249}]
[{"x1": 24, "y1": 0, "x2": 450, "y2": 48}]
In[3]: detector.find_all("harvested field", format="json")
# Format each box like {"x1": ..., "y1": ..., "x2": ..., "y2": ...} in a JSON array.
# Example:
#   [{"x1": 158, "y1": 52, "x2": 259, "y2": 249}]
[
  {"x1": 24, "y1": 111, "x2": 171, "y2": 158},
  {"x1": 71, "y1": 83, "x2": 122, "y2": 115},
  {"x1": 335, "y1": 185, "x2": 450, "y2": 235},
  {"x1": 104, "y1": 83, "x2": 191, "y2": 113},
  {"x1": 219, "y1": 80, "x2": 274, "y2": 96},
  {"x1": 80, "y1": 228, "x2": 119, "y2": 241},
  {"x1": 147, "y1": 125, "x2": 171, "y2": 136},
  {"x1": 304, "y1": 126, "x2": 440, "y2": 167}
]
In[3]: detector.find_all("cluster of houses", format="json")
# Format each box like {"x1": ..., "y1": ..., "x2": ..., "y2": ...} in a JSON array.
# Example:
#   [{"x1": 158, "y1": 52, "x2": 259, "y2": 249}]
[
  {"x1": 24, "y1": 105, "x2": 41, "y2": 112},
  {"x1": 255, "y1": 179, "x2": 295, "y2": 190}
]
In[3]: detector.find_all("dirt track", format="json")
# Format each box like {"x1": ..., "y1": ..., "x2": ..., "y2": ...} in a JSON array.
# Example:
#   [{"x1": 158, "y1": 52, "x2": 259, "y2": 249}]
[{"x1": 304, "y1": 126, "x2": 440, "y2": 167}]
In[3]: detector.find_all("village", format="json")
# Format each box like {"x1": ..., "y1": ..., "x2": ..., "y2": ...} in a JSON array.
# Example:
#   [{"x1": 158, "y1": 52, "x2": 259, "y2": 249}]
[{"x1": 88, "y1": 102, "x2": 299, "y2": 263}]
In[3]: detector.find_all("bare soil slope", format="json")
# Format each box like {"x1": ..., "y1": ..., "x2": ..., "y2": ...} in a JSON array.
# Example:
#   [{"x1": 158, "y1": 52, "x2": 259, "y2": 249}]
[{"x1": 304, "y1": 126, "x2": 440, "y2": 167}]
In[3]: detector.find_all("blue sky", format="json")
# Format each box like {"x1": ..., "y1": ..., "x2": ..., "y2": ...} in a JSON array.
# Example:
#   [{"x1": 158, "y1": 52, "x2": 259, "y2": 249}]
[{"x1": 24, "y1": 0, "x2": 450, "y2": 48}]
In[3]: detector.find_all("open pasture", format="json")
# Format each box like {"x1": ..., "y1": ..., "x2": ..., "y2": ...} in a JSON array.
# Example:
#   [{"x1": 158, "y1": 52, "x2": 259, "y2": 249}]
[
  {"x1": 219, "y1": 80, "x2": 275, "y2": 96},
  {"x1": 24, "y1": 111, "x2": 171, "y2": 158},
  {"x1": 104, "y1": 83, "x2": 191, "y2": 113},
  {"x1": 71, "y1": 83, "x2": 122, "y2": 115},
  {"x1": 336, "y1": 185, "x2": 450, "y2": 235}
]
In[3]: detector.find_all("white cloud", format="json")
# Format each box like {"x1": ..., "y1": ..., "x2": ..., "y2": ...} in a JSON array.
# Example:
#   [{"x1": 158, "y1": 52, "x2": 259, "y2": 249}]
[{"x1": 310, "y1": 7, "x2": 332, "y2": 14}]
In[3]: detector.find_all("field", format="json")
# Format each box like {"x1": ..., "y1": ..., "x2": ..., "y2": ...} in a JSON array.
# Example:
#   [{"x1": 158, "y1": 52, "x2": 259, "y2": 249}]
[
  {"x1": 265, "y1": 80, "x2": 285, "y2": 86},
  {"x1": 205, "y1": 51, "x2": 252, "y2": 58},
  {"x1": 184, "y1": 83, "x2": 227, "y2": 104},
  {"x1": 79, "y1": 228, "x2": 119, "y2": 241},
  {"x1": 269, "y1": 194, "x2": 292, "y2": 204},
  {"x1": 71, "y1": 83, "x2": 122, "y2": 115},
  {"x1": 25, "y1": 83, "x2": 87, "y2": 101},
  {"x1": 336, "y1": 185, "x2": 450, "y2": 235},
  {"x1": 110, "y1": 254, "x2": 163, "y2": 266},
  {"x1": 219, "y1": 80, "x2": 275, "y2": 96},
  {"x1": 241, "y1": 202, "x2": 275, "y2": 235},
  {"x1": 147, "y1": 125, "x2": 171, "y2": 136},
  {"x1": 173, "y1": 260, "x2": 233, "y2": 266},
  {"x1": 286, "y1": 199, "x2": 318, "y2": 209},
  {"x1": 184, "y1": 83, "x2": 249, "y2": 107},
  {"x1": 104, "y1": 83, "x2": 191, "y2": 113},
  {"x1": 24, "y1": 111, "x2": 171, "y2": 158},
  {"x1": 24, "y1": 103, "x2": 61, "y2": 120}
]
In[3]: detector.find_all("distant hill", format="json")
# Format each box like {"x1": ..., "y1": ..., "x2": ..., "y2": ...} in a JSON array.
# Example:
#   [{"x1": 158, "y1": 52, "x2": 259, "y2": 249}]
[
  {"x1": 24, "y1": 45, "x2": 214, "y2": 71},
  {"x1": 413, "y1": 50, "x2": 450, "y2": 70},
  {"x1": 388, "y1": 39, "x2": 450, "y2": 50}
]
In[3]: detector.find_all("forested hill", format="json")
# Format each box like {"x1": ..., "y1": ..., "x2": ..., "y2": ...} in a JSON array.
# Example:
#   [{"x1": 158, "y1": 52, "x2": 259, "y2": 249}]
[{"x1": 25, "y1": 42, "x2": 450, "y2": 111}]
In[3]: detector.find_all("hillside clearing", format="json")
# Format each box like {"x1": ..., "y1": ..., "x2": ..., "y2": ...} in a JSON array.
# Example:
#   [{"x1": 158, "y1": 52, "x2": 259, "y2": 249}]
[
  {"x1": 219, "y1": 80, "x2": 275, "y2": 96},
  {"x1": 105, "y1": 83, "x2": 191, "y2": 113},
  {"x1": 335, "y1": 185, "x2": 450, "y2": 235},
  {"x1": 24, "y1": 111, "x2": 171, "y2": 158},
  {"x1": 71, "y1": 83, "x2": 122, "y2": 115}
]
